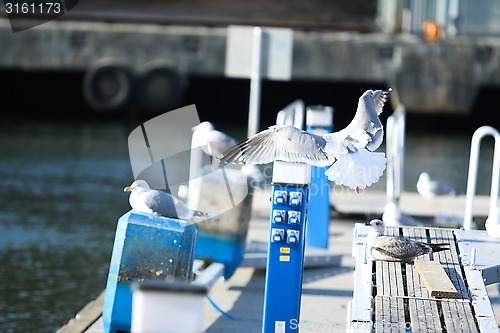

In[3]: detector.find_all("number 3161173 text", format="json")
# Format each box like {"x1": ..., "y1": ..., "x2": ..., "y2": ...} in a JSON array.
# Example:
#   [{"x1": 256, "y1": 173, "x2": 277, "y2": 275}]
[{"x1": 5, "y1": 2, "x2": 62, "y2": 14}]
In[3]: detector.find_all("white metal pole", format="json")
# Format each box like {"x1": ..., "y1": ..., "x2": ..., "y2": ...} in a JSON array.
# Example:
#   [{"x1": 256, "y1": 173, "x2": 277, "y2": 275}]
[
  {"x1": 464, "y1": 126, "x2": 500, "y2": 230},
  {"x1": 396, "y1": 106, "x2": 406, "y2": 201},
  {"x1": 248, "y1": 27, "x2": 263, "y2": 137},
  {"x1": 386, "y1": 115, "x2": 395, "y2": 203}
]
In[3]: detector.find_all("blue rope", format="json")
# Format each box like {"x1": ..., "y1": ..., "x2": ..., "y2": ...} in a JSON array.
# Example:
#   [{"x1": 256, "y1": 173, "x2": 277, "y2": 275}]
[{"x1": 206, "y1": 295, "x2": 235, "y2": 320}]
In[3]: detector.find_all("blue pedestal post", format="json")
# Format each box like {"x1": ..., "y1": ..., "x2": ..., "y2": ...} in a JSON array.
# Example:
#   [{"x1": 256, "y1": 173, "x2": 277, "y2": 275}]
[
  {"x1": 195, "y1": 231, "x2": 247, "y2": 279},
  {"x1": 192, "y1": 168, "x2": 253, "y2": 279},
  {"x1": 102, "y1": 211, "x2": 197, "y2": 333},
  {"x1": 305, "y1": 106, "x2": 333, "y2": 249},
  {"x1": 262, "y1": 162, "x2": 311, "y2": 333}
]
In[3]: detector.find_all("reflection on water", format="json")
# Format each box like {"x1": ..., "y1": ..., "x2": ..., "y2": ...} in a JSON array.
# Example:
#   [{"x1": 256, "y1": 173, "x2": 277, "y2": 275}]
[{"x1": 0, "y1": 117, "x2": 495, "y2": 332}]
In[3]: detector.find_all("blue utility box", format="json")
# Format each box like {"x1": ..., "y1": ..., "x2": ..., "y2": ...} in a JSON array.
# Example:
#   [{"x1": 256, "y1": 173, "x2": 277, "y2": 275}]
[
  {"x1": 262, "y1": 162, "x2": 311, "y2": 333},
  {"x1": 102, "y1": 211, "x2": 197, "y2": 333}
]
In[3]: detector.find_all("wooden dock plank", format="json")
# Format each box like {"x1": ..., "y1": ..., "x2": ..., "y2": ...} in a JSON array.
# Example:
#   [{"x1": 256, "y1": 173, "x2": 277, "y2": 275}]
[
  {"x1": 383, "y1": 261, "x2": 393, "y2": 332},
  {"x1": 393, "y1": 261, "x2": 406, "y2": 332},
  {"x1": 414, "y1": 260, "x2": 458, "y2": 298},
  {"x1": 374, "y1": 296, "x2": 384, "y2": 333},
  {"x1": 428, "y1": 228, "x2": 461, "y2": 332},
  {"x1": 56, "y1": 291, "x2": 105, "y2": 333},
  {"x1": 429, "y1": 228, "x2": 478, "y2": 333},
  {"x1": 387, "y1": 261, "x2": 401, "y2": 331},
  {"x1": 413, "y1": 227, "x2": 443, "y2": 331},
  {"x1": 443, "y1": 229, "x2": 478, "y2": 332},
  {"x1": 433, "y1": 230, "x2": 460, "y2": 333},
  {"x1": 441, "y1": 229, "x2": 478, "y2": 331},
  {"x1": 403, "y1": 228, "x2": 424, "y2": 332},
  {"x1": 429, "y1": 230, "x2": 468, "y2": 332},
  {"x1": 387, "y1": 227, "x2": 402, "y2": 331},
  {"x1": 375, "y1": 260, "x2": 385, "y2": 332}
]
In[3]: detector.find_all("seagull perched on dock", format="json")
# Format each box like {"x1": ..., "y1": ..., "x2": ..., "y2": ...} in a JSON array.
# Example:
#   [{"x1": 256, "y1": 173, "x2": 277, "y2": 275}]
[
  {"x1": 219, "y1": 89, "x2": 390, "y2": 192},
  {"x1": 417, "y1": 172, "x2": 456, "y2": 200},
  {"x1": 365, "y1": 219, "x2": 449, "y2": 262},
  {"x1": 124, "y1": 179, "x2": 209, "y2": 220},
  {"x1": 192, "y1": 121, "x2": 237, "y2": 168}
]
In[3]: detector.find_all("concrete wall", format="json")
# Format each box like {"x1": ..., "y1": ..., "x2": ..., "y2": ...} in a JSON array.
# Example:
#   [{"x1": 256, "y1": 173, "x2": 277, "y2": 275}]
[{"x1": 2, "y1": 18, "x2": 500, "y2": 113}]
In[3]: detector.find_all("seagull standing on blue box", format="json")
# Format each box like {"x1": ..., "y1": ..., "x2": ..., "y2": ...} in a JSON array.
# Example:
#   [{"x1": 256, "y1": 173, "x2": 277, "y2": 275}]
[
  {"x1": 124, "y1": 179, "x2": 209, "y2": 220},
  {"x1": 219, "y1": 89, "x2": 390, "y2": 193}
]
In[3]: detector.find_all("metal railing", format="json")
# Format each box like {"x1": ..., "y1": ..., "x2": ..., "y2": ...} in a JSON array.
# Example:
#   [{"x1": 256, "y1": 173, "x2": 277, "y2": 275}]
[{"x1": 463, "y1": 126, "x2": 500, "y2": 230}]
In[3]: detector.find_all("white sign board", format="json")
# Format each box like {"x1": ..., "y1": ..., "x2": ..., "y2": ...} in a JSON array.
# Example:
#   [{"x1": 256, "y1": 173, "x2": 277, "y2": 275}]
[{"x1": 225, "y1": 25, "x2": 293, "y2": 81}]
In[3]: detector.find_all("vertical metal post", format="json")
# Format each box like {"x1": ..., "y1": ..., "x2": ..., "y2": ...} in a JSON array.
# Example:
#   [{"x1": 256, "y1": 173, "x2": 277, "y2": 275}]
[
  {"x1": 262, "y1": 161, "x2": 311, "y2": 333},
  {"x1": 447, "y1": 0, "x2": 459, "y2": 36},
  {"x1": 248, "y1": 27, "x2": 263, "y2": 137},
  {"x1": 305, "y1": 106, "x2": 333, "y2": 249},
  {"x1": 386, "y1": 105, "x2": 406, "y2": 205}
]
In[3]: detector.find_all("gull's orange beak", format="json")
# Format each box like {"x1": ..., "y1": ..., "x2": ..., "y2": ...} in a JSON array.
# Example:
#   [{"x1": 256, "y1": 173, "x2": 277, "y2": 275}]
[
  {"x1": 355, "y1": 186, "x2": 360, "y2": 194},
  {"x1": 124, "y1": 186, "x2": 132, "y2": 192}
]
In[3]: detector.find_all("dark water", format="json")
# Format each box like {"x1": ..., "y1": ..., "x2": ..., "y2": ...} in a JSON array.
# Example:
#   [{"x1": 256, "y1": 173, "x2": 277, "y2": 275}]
[
  {"x1": 392, "y1": 132, "x2": 495, "y2": 196},
  {"x1": 0, "y1": 116, "x2": 496, "y2": 332},
  {"x1": 0, "y1": 118, "x2": 133, "y2": 332}
]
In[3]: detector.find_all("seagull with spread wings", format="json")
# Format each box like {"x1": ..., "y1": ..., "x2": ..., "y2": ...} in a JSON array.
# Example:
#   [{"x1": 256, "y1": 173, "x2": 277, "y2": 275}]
[{"x1": 219, "y1": 89, "x2": 390, "y2": 192}]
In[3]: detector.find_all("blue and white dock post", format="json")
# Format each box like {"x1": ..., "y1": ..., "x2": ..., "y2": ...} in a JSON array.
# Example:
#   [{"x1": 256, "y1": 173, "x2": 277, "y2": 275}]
[
  {"x1": 102, "y1": 211, "x2": 197, "y2": 333},
  {"x1": 305, "y1": 106, "x2": 333, "y2": 249},
  {"x1": 262, "y1": 161, "x2": 311, "y2": 333}
]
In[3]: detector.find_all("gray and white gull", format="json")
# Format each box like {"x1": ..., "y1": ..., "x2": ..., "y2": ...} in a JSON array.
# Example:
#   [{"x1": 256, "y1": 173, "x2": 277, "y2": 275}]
[
  {"x1": 417, "y1": 172, "x2": 456, "y2": 200},
  {"x1": 125, "y1": 179, "x2": 209, "y2": 220},
  {"x1": 365, "y1": 219, "x2": 449, "y2": 262},
  {"x1": 219, "y1": 89, "x2": 390, "y2": 192},
  {"x1": 192, "y1": 121, "x2": 237, "y2": 167},
  {"x1": 191, "y1": 120, "x2": 264, "y2": 184}
]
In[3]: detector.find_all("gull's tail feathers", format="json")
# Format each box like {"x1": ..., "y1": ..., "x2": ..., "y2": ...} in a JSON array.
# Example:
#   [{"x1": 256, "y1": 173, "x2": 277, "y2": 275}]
[
  {"x1": 325, "y1": 149, "x2": 386, "y2": 190},
  {"x1": 425, "y1": 242, "x2": 450, "y2": 253},
  {"x1": 373, "y1": 89, "x2": 391, "y2": 115}
]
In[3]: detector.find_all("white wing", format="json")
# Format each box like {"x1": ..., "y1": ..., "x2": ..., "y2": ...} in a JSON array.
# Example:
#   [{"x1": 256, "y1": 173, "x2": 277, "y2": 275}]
[
  {"x1": 219, "y1": 125, "x2": 332, "y2": 166},
  {"x1": 324, "y1": 89, "x2": 389, "y2": 155}
]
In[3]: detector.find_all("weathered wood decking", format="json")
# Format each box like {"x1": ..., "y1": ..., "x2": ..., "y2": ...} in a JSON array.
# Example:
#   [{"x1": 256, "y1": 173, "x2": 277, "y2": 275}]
[
  {"x1": 57, "y1": 292, "x2": 105, "y2": 333},
  {"x1": 377, "y1": 227, "x2": 476, "y2": 332},
  {"x1": 349, "y1": 224, "x2": 500, "y2": 332}
]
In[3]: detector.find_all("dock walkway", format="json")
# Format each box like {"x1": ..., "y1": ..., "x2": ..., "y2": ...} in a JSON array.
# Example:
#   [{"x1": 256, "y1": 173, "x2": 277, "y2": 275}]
[
  {"x1": 349, "y1": 223, "x2": 500, "y2": 332},
  {"x1": 58, "y1": 189, "x2": 500, "y2": 333}
]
